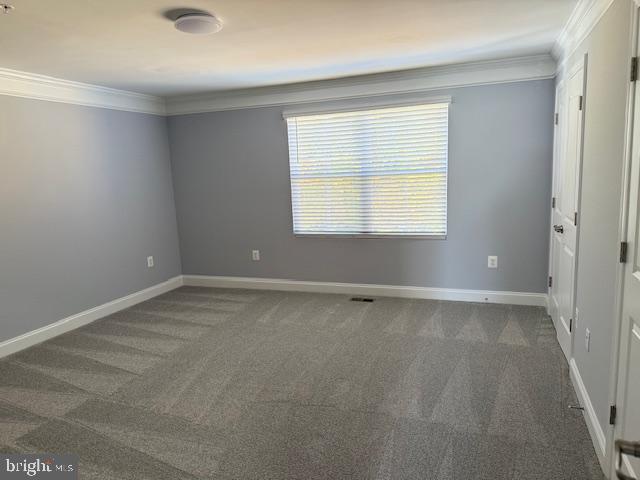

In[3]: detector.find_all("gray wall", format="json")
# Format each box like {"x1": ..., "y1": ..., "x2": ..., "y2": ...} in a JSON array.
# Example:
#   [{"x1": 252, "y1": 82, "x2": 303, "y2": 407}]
[
  {"x1": 567, "y1": 0, "x2": 633, "y2": 432},
  {"x1": 0, "y1": 96, "x2": 182, "y2": 343},
  {"x1": 168, "y1": 80, "x2": 555, "y2": 293}
]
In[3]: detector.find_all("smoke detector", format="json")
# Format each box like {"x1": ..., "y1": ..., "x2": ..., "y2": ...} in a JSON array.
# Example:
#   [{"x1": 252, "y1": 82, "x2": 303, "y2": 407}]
[
  {"x1": 1, "y1": 4, "x2": 14, "y2": 14},
  {"x1": 175, "y1": 12, "x2": 222, "y2": 34}
]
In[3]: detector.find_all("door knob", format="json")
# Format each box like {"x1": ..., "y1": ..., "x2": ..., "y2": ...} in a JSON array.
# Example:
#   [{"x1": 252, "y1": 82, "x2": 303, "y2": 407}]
[{"x1": 554, "y1": 225, "x2": 564, "y2": 234}]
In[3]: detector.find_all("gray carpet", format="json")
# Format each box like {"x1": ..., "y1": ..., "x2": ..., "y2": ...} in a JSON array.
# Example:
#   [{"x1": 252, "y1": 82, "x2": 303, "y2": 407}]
[{"x1": 0, "y1": 287, "x2": 604, "y2": 479}]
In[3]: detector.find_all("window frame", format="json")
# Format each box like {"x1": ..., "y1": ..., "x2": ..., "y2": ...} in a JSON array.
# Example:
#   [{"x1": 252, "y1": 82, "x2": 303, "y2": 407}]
[{"x1": 284, "y1": 96, "x2": 451, "y2": 239}]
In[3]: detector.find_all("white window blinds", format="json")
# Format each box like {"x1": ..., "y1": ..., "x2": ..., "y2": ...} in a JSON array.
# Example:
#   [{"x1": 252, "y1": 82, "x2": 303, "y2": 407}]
[{"x1": 286, "y1": 102, "x2": 449, "y2": 236}]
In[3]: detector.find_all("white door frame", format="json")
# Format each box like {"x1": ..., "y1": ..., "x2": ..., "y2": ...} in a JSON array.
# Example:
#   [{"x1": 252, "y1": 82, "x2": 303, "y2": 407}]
[
  {"x1": 570, "y1": 57, "x2": 587, "y2": 363},
  {"x1": 609, "y1": 3, "x2": 640, "y2": 477}
]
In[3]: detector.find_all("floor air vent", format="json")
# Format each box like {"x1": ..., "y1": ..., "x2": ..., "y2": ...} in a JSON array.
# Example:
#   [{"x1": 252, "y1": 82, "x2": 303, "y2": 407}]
[{"x1": 350, "y1": 297, "x2": 375, "y2": 303}]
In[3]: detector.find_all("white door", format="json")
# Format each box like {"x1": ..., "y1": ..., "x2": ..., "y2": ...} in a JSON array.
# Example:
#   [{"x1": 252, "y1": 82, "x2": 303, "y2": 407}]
[
  {"x1": 613, "y1": 24, "x2": 640, "y2": 479},
  {"x1": 549, "y1": 81, "x2": 567, "y2": 328},
  {"x1": 549, "y1": 60, "x2": 586, "y2": 361}
]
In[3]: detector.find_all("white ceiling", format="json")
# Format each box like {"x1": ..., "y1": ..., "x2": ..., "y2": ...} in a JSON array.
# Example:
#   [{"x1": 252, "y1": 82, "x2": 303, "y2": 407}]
[{"x1": 0, "y1": 0, "x2": 577, "y2": 97}]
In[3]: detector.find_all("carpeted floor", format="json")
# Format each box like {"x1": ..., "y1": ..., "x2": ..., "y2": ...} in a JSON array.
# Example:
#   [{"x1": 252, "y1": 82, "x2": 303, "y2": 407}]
[{"x1": 0, "y1": 287, "x2": 603, "y2": 479}]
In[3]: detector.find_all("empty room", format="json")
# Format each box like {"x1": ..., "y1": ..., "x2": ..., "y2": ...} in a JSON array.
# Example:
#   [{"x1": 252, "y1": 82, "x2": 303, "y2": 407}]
[{"x1": 2, "y1": 0, "x2": 640, "y2": 478}]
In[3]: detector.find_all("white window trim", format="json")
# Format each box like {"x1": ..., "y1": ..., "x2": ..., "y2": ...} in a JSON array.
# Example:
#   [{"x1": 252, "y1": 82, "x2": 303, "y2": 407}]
[
  {"x1": 285, "y1": 97, "x2": 450, "y2": 239},
  {"x1": 282, "y1": 94, "x2": 452, "y2": 119},
  {"x1": 292, "y1": 233, "x2": 448, "y2": 240}
]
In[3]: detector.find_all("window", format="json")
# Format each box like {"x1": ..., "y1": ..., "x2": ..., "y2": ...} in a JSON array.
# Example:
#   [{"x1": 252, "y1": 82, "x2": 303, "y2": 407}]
[{"x1": 285, "y1": 101, "x2": 449, "y2": 237}]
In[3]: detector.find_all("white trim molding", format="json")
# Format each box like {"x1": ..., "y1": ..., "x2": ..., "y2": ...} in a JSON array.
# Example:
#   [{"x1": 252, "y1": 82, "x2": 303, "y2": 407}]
[
  {"x1": 0, "y1": 276, "x2": 183, "y2": 360},
  {"x1": 569, "y1": 358, "x2": 608, "y2": 467},
  {"x1": 0, "y1": 68, "x2": 166, "y2": 115},
  {"x1": 552, "y1": 0, "x2": 615, "y2": 68},
  {"x1": 165, "y1": 55, "x2": 556, "y2": 115},
  {"x1": 182, "y1": 275, "x2": 548, "y2": 306},
  {"x1": 1, "y1": 55, "x2": 555, "y2": 116},
  {"x1": 281, "y1": 95, "x2": 452, "y2": 119}
]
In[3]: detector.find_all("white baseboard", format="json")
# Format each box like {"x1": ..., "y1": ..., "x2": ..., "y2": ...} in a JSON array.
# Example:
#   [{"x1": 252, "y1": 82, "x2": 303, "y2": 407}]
[
  {"x1": 0, "y1": 274, "x2": 546, "y2": 361},
  {"x1": 569, "y1": 358, "x2": 608, "y2": 468},
  {"x1": 0, "y1": 276, "x2": 184, "y2": 360},
  {"x1": 182, "y1": 275, "x2": 547, "y2": 307}
]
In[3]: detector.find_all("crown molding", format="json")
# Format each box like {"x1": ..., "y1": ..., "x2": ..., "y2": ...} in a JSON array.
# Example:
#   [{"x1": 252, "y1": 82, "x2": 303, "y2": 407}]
[
  {"x1": 165, "y1": 54, "x2": 556, "y2": 116},
  {"x1": 0, "y1": 55, "x2": 556, "y2": 117},
  {"x1": 0, "y1": 68, "x2": 166, "y2": 115},
  {"x1": 552, "y1": 0, "x2": 615, "y2": 68}
]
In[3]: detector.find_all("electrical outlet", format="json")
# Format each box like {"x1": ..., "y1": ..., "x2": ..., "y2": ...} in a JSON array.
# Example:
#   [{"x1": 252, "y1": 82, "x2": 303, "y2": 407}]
[
  {"x1": 585, "y1": 328, "x2": 591, "y2": 352},
  {"x1": 147, "y1": 256, "x2": 154, "y2": 268},
  {"x1": 488, "y1": 256, "x2": 498, "y2": 269},
  {"x1": 252, "y1": 250, "x2": 260, "y2": 261}
]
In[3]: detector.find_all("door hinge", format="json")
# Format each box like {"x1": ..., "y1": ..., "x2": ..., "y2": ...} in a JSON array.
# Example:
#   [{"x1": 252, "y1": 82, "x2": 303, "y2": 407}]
[
  {"x1": 569, "y1": 318, "x2": 573, "y2": 332},
  {"x1": 632, "y1": 57, "x2": 638, "y2": 82},
  {"x1": 620, "y1": 242, "x2": 629, "y2": 263},
  {"x1": 554, "y1": 113, "x2": 559, "y2": 125},
  {"x1": 574, "y1": 212, "x2": 578, "y2": 226},
  {"x1": 578, "y1": 95, "x2": 584, "y2": 111},
  {"x1": 548, "y1": 276, "x2": 553, "y2": 288},
  {"x1": 610, "y1": 405, "x2": 617, "y2": 425},
  {"x1": 552, "y1": 197, "x2": 556, "y2": 209}
]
